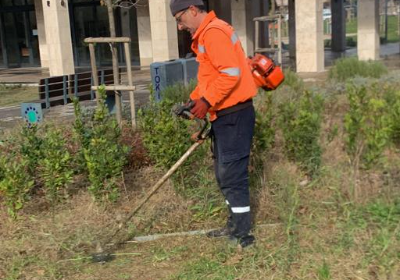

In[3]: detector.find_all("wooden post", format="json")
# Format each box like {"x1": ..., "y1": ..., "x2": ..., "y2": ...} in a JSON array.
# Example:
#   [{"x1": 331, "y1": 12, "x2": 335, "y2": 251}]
[
  {"x1": 278, "y1": 16, "x2": 282, "y2": 65},
  {"x1": 124, "y1": 42, "x2": 136, "y2": 129},
  {"x1": 255, "y1": 20, "x2": 260, "y2": 52},
  {"x1": 106, "y1": 0, "x2": 122, "y2": 127},
  {"x1": 89, "y1": 43, "x2": 100, "y2": 103}
]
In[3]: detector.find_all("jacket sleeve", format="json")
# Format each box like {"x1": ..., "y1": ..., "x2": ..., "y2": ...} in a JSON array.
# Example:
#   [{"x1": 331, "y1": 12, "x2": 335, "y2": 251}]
[
  {"x1": 201, "y1": 28, "x2": 241, "y2": 107},
  {"x1": 190, "y1": 85, "x2": 201, "y2": 100}
]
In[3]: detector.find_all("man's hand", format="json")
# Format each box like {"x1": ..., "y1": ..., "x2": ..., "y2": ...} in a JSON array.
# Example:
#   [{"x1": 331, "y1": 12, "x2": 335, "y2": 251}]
[{"x1": 190, "y1": 97, "x2": 211, "y2": 119}]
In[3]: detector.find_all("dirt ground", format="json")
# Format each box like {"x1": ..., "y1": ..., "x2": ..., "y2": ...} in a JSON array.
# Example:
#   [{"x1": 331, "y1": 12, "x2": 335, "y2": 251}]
[{"x1": 1, "y1": 57, "x2": 400, "y2": 279}]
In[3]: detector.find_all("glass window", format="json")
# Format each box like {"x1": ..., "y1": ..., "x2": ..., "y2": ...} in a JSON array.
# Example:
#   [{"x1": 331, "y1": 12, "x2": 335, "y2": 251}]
[
  {"x1": 73, "y1": 5, "x2": 96, "y2": 66},
  {"x1": 13, "y1": 0, "x2": 26, "y2": 6},
  {"x1": 1, "y1": 0, "x2": 14, "y2": 7},
  {"x1": 29, "y1": 11, "x2": 40, "y2": 65},
  {"x1": 95, "y1": 6, "x2": 112, "y2": 66},
  {"x1": 129, "y1": 7, "x2": 139, "y2": 64}
]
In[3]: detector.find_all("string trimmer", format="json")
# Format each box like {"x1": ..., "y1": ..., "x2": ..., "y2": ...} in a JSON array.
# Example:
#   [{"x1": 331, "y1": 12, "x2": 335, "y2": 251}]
[{"x1": 91, "y1": 101, "x2": 210, "y2": 263}]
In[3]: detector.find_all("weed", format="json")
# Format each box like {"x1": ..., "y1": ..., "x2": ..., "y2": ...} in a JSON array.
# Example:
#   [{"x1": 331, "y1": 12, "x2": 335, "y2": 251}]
[
  {"x1": 281, "y1": 68, "x2": 305, "y2": 93},
  {"x1": 278, "y1": 91, "x2": 324, "y2": 176},
  {"x1": 344, "y1": 81, "x2": 392, "y2": 169},
  {"x1": 0, "y1": 155, "x2": 34, "y2": 218},
  {"x1": 385, "y1": 90, "x2": 400, "y2": 145},
  {"x1": 329, "y1": 57, "x2": 388, "y2": 82},
  {"x1": 317, "y1": 261, "x2": 331, "y2": 280},
  {"x1": 268, "y1": 167, "x2": 301, "y2": 271},
  {"x1": 251, "y1": 90, "x2": 276, "y2": 189}
]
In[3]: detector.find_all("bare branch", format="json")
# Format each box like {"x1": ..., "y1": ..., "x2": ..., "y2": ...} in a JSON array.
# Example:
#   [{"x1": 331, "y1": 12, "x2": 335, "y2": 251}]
[{"x1": 111, "y1": 0, "x2": 147, "y2": 9}]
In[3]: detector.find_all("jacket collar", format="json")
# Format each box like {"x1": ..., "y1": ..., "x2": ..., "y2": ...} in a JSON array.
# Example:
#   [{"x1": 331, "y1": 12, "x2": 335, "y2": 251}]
[{"x1": 192, "y1": 10, "x2": 217, "y2": 40}]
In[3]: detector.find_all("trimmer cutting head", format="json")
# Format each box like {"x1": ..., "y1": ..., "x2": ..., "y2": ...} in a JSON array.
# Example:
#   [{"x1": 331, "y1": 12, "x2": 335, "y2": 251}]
[{"x1": 91, "y1": 252, "x2": 115, "y2": 263}]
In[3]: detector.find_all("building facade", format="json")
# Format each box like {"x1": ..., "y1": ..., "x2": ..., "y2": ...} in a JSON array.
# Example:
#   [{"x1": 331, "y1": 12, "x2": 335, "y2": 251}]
[{"x1": 0, "y1": 0, "x2": 389, "y2": 75}]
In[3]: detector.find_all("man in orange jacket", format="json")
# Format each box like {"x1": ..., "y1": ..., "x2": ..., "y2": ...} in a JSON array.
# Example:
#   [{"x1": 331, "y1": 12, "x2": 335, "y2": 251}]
[{"x1": 170, "y1": 0, "x2": 257, "y2": 248}]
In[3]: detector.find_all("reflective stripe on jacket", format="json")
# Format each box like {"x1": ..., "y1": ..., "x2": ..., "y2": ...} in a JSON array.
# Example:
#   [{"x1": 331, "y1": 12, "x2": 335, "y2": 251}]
[{"x1": 190, "y1": 11, "x2": 257, "y2": 121}]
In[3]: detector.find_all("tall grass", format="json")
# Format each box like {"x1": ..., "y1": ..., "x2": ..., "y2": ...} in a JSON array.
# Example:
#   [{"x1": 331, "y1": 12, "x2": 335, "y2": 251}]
[{"x1": 329, "y1": 57, "x2": 388, "y2": 82}]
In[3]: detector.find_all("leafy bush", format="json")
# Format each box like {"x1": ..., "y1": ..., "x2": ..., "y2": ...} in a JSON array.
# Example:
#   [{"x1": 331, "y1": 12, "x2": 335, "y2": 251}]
[
  {"x1": 39, "y1": 128, "x2": 73, "y2": 203},
  {"x1": 0, "y1": 155, "x2": 34, "y2": 218},
  {"x1": 344, "y1": 81, "x2": 392, "y2": 168},
  {"x1": 138, "y1": 84, "x2": 208, "y2": 186},
  {"x1": 329, "y1": 57, "x2": 388, "y2": 82},
  {"x1": 281, "y1": 68, "x2": 304, "y2": 93},
  {"x1": 253, "y1": 91, "x2": 275, "y2": 154},
  {"x1": 383, "y1": 86, "x2": 400, "y2": 146},
  {"x1": 77, "y1": 86, "x2": 129, "y2": 202},
  {"x1": 19, "y1": 125, "x2": 43, "y2": 174},
  {"x1": 251, "y1": 90, "x2": 276, "y2": 187},
  {"x1": 72, "y1": 98, "x2": 92, "y2": 173},
  {"x1": 138, "y1": 83, "x2": 222, "y2": 219},
  {"x1": 278, "y1": 91, "x2": 324, "y2": 175}
]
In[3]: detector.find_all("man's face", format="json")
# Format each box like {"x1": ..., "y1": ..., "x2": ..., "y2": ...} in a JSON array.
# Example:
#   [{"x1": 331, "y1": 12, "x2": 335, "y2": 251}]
[{"x1": 174, "y1": 6, "x2": 198, "y2": 36}]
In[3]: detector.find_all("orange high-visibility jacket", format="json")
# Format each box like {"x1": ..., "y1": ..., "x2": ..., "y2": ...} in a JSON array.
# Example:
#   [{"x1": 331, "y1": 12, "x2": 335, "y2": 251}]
[{"x1": 190, "y1": 11, "x2": 257, "y2": 121}]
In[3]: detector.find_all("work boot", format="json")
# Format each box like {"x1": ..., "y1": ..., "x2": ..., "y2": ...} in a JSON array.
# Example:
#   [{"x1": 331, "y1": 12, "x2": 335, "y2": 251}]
[
  {"x1": 238, "y1": 234, "x2": 255, "y2": 248},
  {"x1": 229, "y1": 234, "x2": 255, "y2": 248},
  {"x1": 206, "y1": 227, "x2": 232, "y2": 238}
]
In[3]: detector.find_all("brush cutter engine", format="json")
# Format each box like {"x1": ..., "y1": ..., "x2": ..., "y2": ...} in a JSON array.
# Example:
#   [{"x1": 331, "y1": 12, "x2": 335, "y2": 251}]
[{"x1": 248, "y1": 53, "x2": 284, "y2": 90}]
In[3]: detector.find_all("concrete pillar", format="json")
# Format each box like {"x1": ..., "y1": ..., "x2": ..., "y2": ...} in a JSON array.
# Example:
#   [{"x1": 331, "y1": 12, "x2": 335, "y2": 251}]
[
  {"x1": 137, "y1": 0, "x2": 153, "y2": 66},
  {"x1": 41, "y1": 0, "x2": 74, "y2": 76},
  {"x1": 357, "y1": 0, "x2": 380, "y2": 61},
  {"x1": 148, "y1": 0, "x2": 179, "y2": 62},
  {"x1": 231, "y1": 0, "x2": 256, "y2": 56},
  {"x1": 295, "y1": 0, "x2": 324, "y2": 72},
  {"x1": 288, "y1": 0, "x2": 296, "y2": 58},
  {"x1": 331, "y1": 0, "x2": 346, "y2": 52},
  {"x1": 34, "y1": 0, "x2": 48, "y2": 68}
]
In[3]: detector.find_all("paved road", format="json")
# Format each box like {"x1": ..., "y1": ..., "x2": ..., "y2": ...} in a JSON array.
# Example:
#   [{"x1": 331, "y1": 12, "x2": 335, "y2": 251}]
[{"x1": 0, "y1": 85, "x2": 151, "y2": 131}]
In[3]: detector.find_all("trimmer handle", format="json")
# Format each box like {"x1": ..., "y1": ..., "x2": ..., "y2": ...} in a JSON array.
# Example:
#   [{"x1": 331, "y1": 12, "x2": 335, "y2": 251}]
[
  {"x1": 172, "y1": 100, "x2": 196, "y2": 120},
  {"x1": 172, "y1": 100, "x2": 210, "y2": 141}
]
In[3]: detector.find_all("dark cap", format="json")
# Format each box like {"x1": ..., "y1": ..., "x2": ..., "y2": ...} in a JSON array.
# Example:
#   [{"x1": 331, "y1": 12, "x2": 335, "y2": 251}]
[{"x1": 170, "y1": 0, "x2": 204, "y2": 16}]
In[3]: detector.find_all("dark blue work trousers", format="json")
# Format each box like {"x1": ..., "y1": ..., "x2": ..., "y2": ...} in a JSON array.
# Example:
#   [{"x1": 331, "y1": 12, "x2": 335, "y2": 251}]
[{"x1": 211, "y1": 105, "x2": 255, "y2": 238}]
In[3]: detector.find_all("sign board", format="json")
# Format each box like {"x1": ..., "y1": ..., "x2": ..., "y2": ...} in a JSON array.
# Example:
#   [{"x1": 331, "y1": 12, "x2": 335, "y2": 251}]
[{"x1": 21, "y1": 103, "x2": 43, "y2": 126}]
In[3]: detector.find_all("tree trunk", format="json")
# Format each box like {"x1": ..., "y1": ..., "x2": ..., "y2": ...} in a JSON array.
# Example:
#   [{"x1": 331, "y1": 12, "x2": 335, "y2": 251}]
[{"x1": 106, "y1": 0, "x2": 123, "y2": 126}]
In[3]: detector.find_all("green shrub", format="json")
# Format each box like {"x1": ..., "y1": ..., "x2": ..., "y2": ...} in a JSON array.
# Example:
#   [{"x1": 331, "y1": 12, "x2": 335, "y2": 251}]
[
  {"x1": 0, "y1": 155, "x2": 34, "y2": 218},
  {"x1": 138, "y1": 83, "x2": 222, "y2": 220},
  {"x1": 72, "y1": 97, "x2": 92, "y2": 173},
  {"x1": 251, "y1": 90, "x2": 276, "y2": 187},
  {"x1": 138, "y1": 84, "x2": 208, "y2": 187},
  {"x1": 344, "y1": 81, "x2": 392, "y2": 168},
  {"x1": 281, "y1": 68, "x2": 304, "y2": 93},
  {"x1": 278, "y1": 91, "x2": 324, "y2": 175},
  {"x1": 383, "y1": 87, "x2": 400, "y2": 146},
  {"x1": 329, "y1": 57, "x2": 388, "y2": 82},
  {"x1": 80, "y1": 86, "x2": 129, "y2": 202},
  {"x1": 39, "y1": 128, "x2": 74, "y2": 203},
  {"x1": 19, "y1": 125, "x2": 44, "y2": 174},
  {"x1": 253, "y1": 91, "x2": 275, "y2": 154}
]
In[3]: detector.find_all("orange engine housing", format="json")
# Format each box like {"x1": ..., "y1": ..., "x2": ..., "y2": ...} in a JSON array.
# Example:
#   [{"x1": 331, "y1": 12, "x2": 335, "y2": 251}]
[{"x1": 248, "y1": 53, "x2": 284, "y2": 90}]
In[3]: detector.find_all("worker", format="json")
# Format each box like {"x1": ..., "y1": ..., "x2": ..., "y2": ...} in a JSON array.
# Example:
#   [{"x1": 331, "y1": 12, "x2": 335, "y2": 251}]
[{"x1": 170, "y1": 0, "x2": 258, "y2": 248}]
